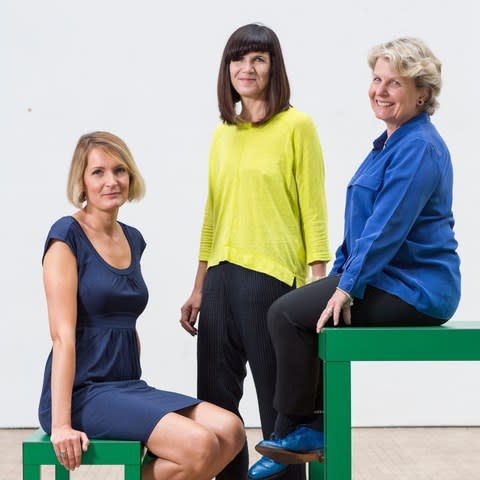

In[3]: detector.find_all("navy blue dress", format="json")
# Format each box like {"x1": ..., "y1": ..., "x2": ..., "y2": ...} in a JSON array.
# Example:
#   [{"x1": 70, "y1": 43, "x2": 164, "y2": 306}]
[{"x1": 38, "y1": 216, "x2": 200, "y2": 442}]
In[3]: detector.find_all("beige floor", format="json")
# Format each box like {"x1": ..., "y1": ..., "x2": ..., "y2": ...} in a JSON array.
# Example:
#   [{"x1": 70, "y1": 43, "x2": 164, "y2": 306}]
[{"x1": 6, "y1": 427, "x2": 480, "y2": 479}]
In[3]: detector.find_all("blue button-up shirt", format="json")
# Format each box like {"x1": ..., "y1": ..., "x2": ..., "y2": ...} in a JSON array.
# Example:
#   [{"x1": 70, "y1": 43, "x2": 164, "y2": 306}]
[{"x1": 331, "y1": 113, "x2": 461, "y2": 320}]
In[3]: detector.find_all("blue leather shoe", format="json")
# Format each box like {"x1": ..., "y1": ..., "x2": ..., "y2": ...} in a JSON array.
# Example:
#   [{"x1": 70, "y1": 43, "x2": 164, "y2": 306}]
[
  {"x1": 248, "y1": 456, "x2": 290, "y2": 480},
  {"x1": 255, "y1": 426, "x2": 324, "y2": 464}
]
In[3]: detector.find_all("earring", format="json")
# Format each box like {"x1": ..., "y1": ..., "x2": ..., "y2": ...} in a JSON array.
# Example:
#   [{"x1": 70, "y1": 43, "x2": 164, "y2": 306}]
[{"x1": 417, "y1": 99, "x2": 424, "y2": 106}]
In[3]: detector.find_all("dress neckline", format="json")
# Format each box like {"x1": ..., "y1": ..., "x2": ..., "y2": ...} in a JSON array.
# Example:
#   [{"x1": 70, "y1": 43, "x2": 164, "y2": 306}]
[{"x1": 70, "y1": 216, "x2": 135, "y2": 274}]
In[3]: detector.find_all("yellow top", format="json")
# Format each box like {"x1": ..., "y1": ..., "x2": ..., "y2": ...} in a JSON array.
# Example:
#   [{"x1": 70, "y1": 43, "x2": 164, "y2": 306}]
[{"x1": 199, "y1": 108, "x2": 331, "y2": 287}]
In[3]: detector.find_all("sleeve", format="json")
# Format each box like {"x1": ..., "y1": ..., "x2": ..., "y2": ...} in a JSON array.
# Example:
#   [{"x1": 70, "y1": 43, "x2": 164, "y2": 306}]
[
  {"x1": 42, "y1": 217, "x2": 78, "y2": 264},
  {"x1": 127, "y1": 225, "x2": 147, "y2": 258},
  {"x1": 338, "y1": 141, "x2": 443, "y2": 298},
  {"x1": 198, "y1": 129, "x2": 218, "y2": 261},
  {"x1": 293, "y1": 115, "x2": 331, "y2": 264}
]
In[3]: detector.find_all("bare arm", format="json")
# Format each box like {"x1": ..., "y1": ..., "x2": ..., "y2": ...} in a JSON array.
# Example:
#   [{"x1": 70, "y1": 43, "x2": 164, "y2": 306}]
[
  {"x1": 180, "y1": 261, "x2": 208, "y2": 336},
  {"x1": 309, "y1": 260, "x2": 327, "y2": 281},
  {"x1": 43, "y1": 241, "x2": 89, "y2": 470}
]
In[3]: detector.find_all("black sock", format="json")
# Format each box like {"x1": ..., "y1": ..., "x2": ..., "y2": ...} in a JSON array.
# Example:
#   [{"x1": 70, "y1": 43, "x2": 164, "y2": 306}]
[{"x1": 274, "y1": 413, "x2": 320, "y2": 437}]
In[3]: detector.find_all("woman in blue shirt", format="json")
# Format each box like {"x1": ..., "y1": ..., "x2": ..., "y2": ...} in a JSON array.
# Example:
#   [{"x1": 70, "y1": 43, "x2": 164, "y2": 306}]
[{"x1": 250, "y1": 37, "x2": 461, "y2": 476}]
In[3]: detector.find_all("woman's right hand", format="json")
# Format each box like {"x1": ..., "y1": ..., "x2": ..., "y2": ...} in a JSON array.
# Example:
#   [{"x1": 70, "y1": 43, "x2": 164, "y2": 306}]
[
  {"x1": 50, "y1": 425, "x2": 89, "y2": 471},
  {"x1": 180, "y1": 291, "x2": 201, "y2": 336}
]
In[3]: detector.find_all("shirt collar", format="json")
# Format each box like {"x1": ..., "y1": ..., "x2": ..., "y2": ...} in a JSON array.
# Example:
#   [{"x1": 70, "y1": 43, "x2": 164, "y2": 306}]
[{"x1": 372, "y1": 112, "x2": 430, "y2": 151}]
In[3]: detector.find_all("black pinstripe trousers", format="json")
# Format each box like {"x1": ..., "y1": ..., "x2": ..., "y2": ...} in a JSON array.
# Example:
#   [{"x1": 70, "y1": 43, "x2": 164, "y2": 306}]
[{"x1": 197, "y1": 262, "x2": 305, "y2": 480}]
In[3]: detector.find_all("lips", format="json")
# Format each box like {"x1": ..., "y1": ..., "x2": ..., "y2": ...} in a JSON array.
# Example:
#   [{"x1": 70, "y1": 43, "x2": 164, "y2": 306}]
[{"x1": 376, "y1": 100, "x2": 393, "y2": 107}]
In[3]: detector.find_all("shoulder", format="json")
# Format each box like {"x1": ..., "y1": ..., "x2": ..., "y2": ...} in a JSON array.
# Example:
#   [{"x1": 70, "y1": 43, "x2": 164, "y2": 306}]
[
  {"x1": 119, "y1": 222, "x2": 147, "y2": 253},
  {"x1": 402, "y1": 118, "x2": 450, "y2": 167},
  {"x1": 270, "y1": 108, "x2": 320, "y2": 142},
  {"x1": 43, "y1": 216, "x2": 79, "y2": 262},
  {"x1": 45, "y1": 216, "x2": 80, "y2": 245},
  {"x1": 277, "y1": 107, "x2": 316, "y2": 129}
]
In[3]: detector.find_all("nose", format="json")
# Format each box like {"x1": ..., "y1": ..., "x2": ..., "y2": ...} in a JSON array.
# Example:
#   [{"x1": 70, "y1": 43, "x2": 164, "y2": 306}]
[
  {"x1": 104, "y1": 170, "x2": 118, "y2": 186},
  {"x1": 376, "y1": 81, "x2": 388, "y2": 96},
  {"x1": 240, "y1": 59, "x2": 254, "y2": 73}
]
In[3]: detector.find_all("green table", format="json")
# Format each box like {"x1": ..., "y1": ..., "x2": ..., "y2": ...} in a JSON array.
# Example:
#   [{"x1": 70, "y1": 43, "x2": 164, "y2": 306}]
[{"x1": 309, "y1": 321, "x2": 480, "y2": 480}]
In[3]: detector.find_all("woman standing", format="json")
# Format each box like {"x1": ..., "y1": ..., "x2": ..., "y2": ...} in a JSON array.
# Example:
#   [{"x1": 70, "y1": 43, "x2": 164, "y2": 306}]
[{"x1": 180, "y1": 24, "x2": 330, "y2": 480}]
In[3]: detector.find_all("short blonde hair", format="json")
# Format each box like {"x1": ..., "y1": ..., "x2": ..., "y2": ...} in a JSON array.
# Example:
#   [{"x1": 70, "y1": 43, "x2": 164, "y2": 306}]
[
  {"x1": 368, "y1": 37, "x2": 442, "y2": 115},
  {"x1": 67, "y1": 131, "x2": 146, "y2": 207}
]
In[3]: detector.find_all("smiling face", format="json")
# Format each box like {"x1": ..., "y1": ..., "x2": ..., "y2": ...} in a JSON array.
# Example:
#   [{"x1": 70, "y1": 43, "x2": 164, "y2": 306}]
[
  {"x1": 83, "y1": 147, "x2": 130, "y2": 212},
  {"x1": 369, "y1": 57, "x2": 428, "y2": 136},
  {"x1": 229, "y1": 51, "x2": 271, "y2": 102}
]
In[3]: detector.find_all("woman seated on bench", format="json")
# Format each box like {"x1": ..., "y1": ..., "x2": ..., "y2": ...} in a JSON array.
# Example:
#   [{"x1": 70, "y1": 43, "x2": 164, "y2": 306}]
[
  {"x1": 38, "y1": 131, "x2": 245, "y2": 479},
  {"x1": 251, "y1": 37, "x2": 461, "y2": 478}
]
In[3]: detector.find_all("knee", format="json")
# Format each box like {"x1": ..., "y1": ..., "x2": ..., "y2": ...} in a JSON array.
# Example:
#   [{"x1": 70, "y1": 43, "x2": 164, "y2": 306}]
[
  {"x1": 218, "y1": 412, "x2": 246, "y2": 457},
  {"x1": 182, "y1": 428, "x2": 220, "y2": 476},
  {"x1": 267, "y1": 298, "x2": 289, "y2": 335}
]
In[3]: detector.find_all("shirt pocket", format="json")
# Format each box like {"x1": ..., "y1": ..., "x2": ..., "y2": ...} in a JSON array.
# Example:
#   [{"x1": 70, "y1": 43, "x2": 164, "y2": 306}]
[
  {"x1": 348, "y1": 174, "x2": 383, "y2": 191},
  {"x1": 347, "y1": 174, "x2": 383, "y2": 220}
]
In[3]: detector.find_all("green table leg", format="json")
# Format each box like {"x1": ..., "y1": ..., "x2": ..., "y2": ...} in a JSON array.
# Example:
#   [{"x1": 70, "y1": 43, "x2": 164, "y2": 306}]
[
  {"x1": 309, "y1": 460, "x2": 324, "y2": 480},
  {"x1": 55, "y1": 465, "x2": 70, "y2": 480},
  {"x1": 324, "y1": 361, "x2": 351, "y2": 480},
  {"x1": 23, "y1": 465, "x2": 40, "y2": 480},
  {"x1": 125, "y1": 464, "x2": 141, "y2": 480}
]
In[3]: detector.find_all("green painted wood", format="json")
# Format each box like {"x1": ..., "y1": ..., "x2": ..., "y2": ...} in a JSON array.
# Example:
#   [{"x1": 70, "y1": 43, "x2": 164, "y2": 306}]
[
  {"x1": 309, "y1": 321, "x2": 480, "y2": 480},
  {"x1": 54, "y1": 466, "x2": 69, "y2": 480},
  {"x1": 22, "y1": 464, "x2": 40, "y2": 480},
  {"x1": 308, "y1": 460, "x2": 324, "y2": 480},
  {"x1": 124, "y1": 464, "x2": 142, "y2": 480},
  {"x1": 319, "y1": 321, "x2": 480, "y2": 361},
  {"x1": 22, "y1": 429, "x2": 141, "y2": 479},
  {"x1": 324, "y1": 361, "x2": 351, "y2": 480}
]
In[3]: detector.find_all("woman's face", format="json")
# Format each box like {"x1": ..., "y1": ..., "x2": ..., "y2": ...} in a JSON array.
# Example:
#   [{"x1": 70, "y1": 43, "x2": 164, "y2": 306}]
[
  {"x1": 368, "y1": 57, "x2": 427, "y2": 136},
  {"x1": 229, "y1": 51, "x2": 271, "y2": 102},
  {"x1": 83, "y1": 147, "x2": 130, "y2": 212}
]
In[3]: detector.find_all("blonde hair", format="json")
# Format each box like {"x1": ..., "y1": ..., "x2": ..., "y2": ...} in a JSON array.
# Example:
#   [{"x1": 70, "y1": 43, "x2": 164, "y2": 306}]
[
  {"x1": 368, "y1": 37, "x2": 442, "y2": 115},
  {"x1": 67, "y1": 131, "x2": 146, "y2": 207}
]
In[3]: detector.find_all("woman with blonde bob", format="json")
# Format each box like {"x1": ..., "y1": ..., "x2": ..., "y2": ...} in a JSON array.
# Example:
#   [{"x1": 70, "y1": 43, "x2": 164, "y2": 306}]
[
  {"x1": 38, "y1": 131, "x2": 244, "y2": 480},
  {"x1": 253, "y1": 37, "x2": 461, "y2": 472}
]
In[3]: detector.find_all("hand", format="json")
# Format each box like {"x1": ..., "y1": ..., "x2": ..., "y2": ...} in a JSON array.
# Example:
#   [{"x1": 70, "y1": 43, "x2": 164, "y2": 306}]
[
  {"x1": 180, "y1": 291, "x2": 202, "y2": 336},
  {"x1": 316, "y1": 289, "x2": 352, "y2": 332},
  {"x1": 51, "y1": 425, "x2": 89, "y2": 471}
]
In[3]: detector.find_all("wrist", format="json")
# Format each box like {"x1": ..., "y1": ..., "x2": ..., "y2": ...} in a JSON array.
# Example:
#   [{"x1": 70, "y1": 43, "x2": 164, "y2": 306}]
[{"x1": 336, "y1": 287, "x2": 354, "y2": 306}]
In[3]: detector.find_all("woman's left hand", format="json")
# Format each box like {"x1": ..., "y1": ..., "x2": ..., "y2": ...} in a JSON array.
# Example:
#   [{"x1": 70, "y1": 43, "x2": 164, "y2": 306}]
[{"x1": 316, "y1": 289, "x2": 352, "y2": 332}]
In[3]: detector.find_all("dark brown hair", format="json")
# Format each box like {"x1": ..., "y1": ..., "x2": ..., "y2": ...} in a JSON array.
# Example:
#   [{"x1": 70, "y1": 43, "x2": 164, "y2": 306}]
[{"x1": 217, "y1": 23, "x2": 291, "y2": 126}]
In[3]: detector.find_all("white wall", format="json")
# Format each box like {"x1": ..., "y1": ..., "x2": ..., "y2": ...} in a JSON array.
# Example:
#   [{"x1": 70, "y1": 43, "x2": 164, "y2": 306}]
[{"x1": 1, "y1": 0, "x2": 479, "y2": 428}]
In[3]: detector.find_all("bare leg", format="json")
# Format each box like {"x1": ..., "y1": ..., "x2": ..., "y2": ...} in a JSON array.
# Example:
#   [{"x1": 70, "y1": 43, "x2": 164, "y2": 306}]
[{"x1": 142, "y1": 402, "x2": 245, "y2": 480}]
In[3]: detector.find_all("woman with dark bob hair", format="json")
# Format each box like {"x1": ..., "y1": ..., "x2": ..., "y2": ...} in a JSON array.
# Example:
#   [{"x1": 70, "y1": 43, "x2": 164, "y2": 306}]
[
  {"x1": 254, "y1": 37, "x2": 461, "y2": 472},
  {"x1": 180, "y1": 23, "x2": 331, "y2": 480}
]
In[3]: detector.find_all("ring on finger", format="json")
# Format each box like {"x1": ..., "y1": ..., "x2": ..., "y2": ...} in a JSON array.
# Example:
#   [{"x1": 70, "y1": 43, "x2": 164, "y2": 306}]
[{"x1": 60, "y1": 451, "x2": 66, "y2": 458}]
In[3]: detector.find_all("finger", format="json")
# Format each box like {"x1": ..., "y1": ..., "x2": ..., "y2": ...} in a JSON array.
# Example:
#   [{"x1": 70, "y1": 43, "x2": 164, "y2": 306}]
[
  {"x1": 57, "y1": 448, "x2": 66, "y2": 464},
  {"x1": 343, "y1": 306, "x2": 352, "y2": 325},
  {"x1": 81, "y1": 432, "x2": 90, "y2": 452},
  {"x1": 72, "y1": 444, "x2": 82, "y2": 468},
  {"x1": 180, "y1": 319, "x2": 197, "y2": 336},
  {"x1": 316, "y1": 308, "x2": 331, "y2": 332},
  {"x1": 65, "y1": 451, "x2": 73, "y2": 470},
  {"x1": 189, "y1": 307, "x2": 199, "y2": 324},
  {"x1": 180, "y1": 306, "x2": 191, "y2": 323},
  {"x1": 333, "y1": 307, "x2": 341, "y2": 326}
]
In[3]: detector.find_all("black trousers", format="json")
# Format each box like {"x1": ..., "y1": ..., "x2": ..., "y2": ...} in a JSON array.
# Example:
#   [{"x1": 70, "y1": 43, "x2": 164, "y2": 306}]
[
  {"x1": 197, "y1": 263, "x2": 305, "y2": 480},
  {"x1": 268, "y1": 275, "x2": 447, "y2": 416}
]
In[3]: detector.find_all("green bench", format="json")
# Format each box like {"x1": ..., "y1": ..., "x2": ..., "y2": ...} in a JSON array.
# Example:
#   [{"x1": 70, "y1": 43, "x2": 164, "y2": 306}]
[
  {"x1": 309, "y1": 320, "x2": 480, "y2": 480},
  {"x1": 22, "y1": 428, "x2": 142, "y2": 479}
]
